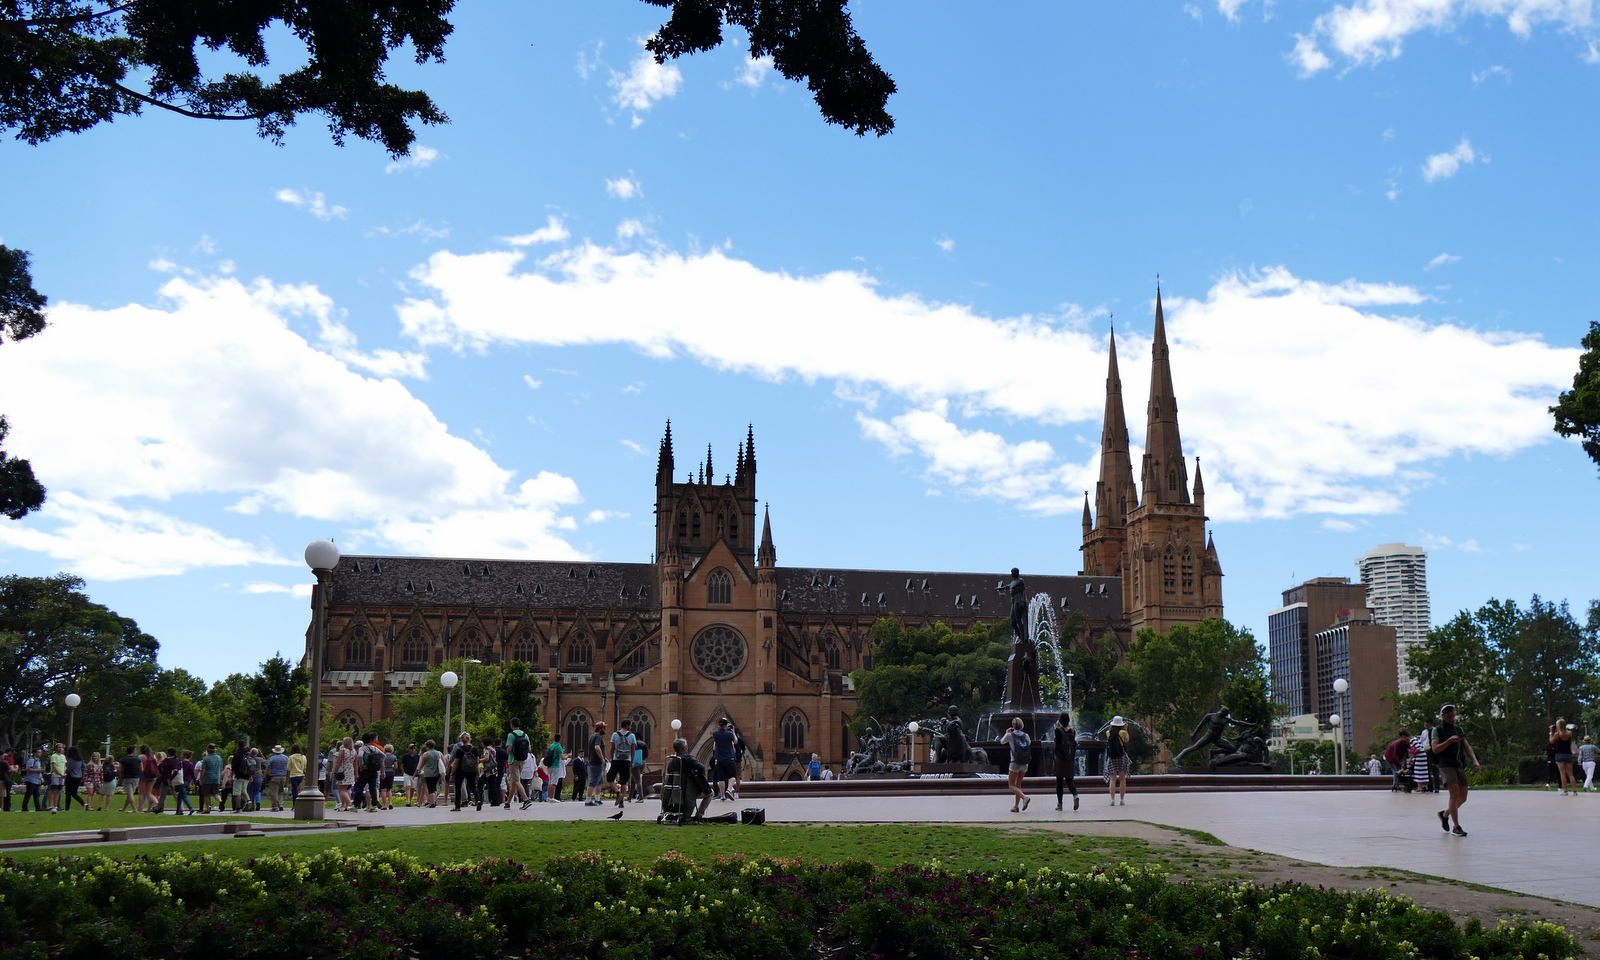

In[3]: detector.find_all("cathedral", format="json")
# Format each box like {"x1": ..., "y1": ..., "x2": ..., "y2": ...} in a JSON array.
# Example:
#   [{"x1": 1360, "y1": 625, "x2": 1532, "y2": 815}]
[{"x1": 312, "y1": 292, "x2": 1221, "y2": 777}]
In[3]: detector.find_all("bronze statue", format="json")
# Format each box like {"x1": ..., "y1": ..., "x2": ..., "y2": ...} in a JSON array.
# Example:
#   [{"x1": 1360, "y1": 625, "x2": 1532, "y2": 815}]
[
  {"x1": 1001, "y1": 568, "x2": 1041, "y2": 710},
  {"x1": 1172, "y1": 707, "x2": 1257, "y2": 767},
  {"x1": 1209, "y1": 732, "x2": 1269, "y2": 768},
  {"x1": 1007, "y1": 568, "x2": 1028, "y2": 640},
  {"x1": 934, "y1": 705, "x2": 982, "y2": 764}
]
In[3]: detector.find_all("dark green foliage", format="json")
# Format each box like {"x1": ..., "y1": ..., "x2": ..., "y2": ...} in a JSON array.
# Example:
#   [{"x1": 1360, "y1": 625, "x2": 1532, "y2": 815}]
[
  {"x1": 1125, "y1": 618, "x2": 1275, "y2": 758},
  {"x1": 1392, "y1": 596, "x2": 1599, "y2": 768},
  {"x1": 3, "y1": 0, "x2": 893, "y2": 156},
  {"x1": 0, "y1": 414, "x2": 45, "y2": 520},
  {"x1": 495, "y1": 658, "x2": 549, "y2": 753},
  {"x1": 387, "y1": 658, "x2": 545, "y2": 750},
  {"x1": 0, "y1": 244, "x2": 46, "y2": 344},
  {"x1": 0, "y1": 851, "x2": 1578, "y2": 960},
  {"x1": 645, "y1": 0, "x2": 896, "y2": 136},
  {"x1": 0, "y1": 573, "x2": 157, "y2": 748},
  {"x1": 1056, "y1": 631, "x2": 1135, "y2": 730},
  {"x1": 1551, "y1": 320, "x2": 1600, "y2": 473},
  {"x1": 849, "y1": 618, "x2": 1008, "y2": 728}
]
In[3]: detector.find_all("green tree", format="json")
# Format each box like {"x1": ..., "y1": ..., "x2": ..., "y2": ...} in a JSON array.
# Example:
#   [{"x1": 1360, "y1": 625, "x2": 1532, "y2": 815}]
[
  {"x1": 2, "y1": 0, "x2": 892, "y2": 154},
  {"x1": 1058, "y1": 631, "x2": 1136, "y2": 730},
  {"x1": 1503, "y1": 597, "x2": 1598, "y2": 747},
  {"x1": 1124, "y1": 618, "x2": 1269, "y2": 759},
  {"x1": 0, "y1": 573, "x2": 157, "y2": 748},
  {"x1": 849, "y1": 619, "x2": 1008, "y2": 731},
  {"x1": 240, "y1": 654, "x2": 310, "y2": 750},
  {"x1": 0, "y1": 245, "x2": 48, "y2": 520},
  {"x1": 494, "y1": 660, "x2": 549, "y2": 755},
  {"x1": 388, "y1": 658, "x2": 508, "y2": 749},
  {"x1": 1552, "y1": 320, "x2": 1600, "y2": 474}
]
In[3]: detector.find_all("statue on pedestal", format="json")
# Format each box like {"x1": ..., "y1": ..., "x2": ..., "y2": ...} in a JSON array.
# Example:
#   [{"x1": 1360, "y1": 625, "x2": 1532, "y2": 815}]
[
  {"x1": 932, "y1": 705, "x2": 983, "y2": 764},
  {"x1": 1172, "y1": 707, "x2": 1257, "y2": 768},
  {"x1": 1002, "y1": 568, "x2": 1041, "y2": 711}
]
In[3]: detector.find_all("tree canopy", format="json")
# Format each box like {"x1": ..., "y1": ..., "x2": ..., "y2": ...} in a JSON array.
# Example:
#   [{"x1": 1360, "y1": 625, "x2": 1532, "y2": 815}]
[
  {"x1": 2, "y1": 0, "x2": 894, "y2": 156},
  {"x1": 1124, "y1": 618, "x2": 1273, "y2": 758},
  {"x1": 0, "y1": 245, "x2": 47, "y2": 520},
  {"x1": 1551, "y1": 320, "x2": 1600, "y2": 475},
  {"x1": 384, "y1": 657, "x2": 549, "y2": 753},
  {"x1": 849, "y1": 618, "x2": 1008, "y2": 732}
]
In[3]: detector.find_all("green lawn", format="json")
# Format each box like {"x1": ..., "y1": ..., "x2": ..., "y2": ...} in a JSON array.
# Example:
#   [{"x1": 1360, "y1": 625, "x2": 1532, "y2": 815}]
[
  {"x1": 0, "y1": 808, "x2": 282, "y2": 842},
  {"x1": 2, "y1": 817, "x2": 1203, "y2": 876}
]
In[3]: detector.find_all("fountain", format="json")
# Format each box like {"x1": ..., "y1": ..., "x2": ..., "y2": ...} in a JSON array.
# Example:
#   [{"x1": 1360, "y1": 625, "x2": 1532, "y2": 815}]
[{"x1": 973, "y1": 570, "x2": 1088, "y2": 775}]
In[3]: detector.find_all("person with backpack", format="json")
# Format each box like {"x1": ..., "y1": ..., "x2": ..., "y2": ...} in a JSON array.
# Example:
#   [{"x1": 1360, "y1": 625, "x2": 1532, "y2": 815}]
[
  {"x1": 417, "y1": 740, "x2": 444, "y2": 808},
  {"x1": 710, "y1": 717, "x2": 737, "y2": 802},
  {"x1": 353, "y1": 734, "x2": 383, "y2": 811},
  {"x1": 504, "y1": 719, "x2": 532, "y2": 808},
  {"x1": 448, "y1": 732, "x2": 481, "y2": 811},
  {"x1": 1104, "y1": 716, "x2": 1131, "y2": 806},
  {"x1": 1052, "y1": 713, "x2": 1079, "y2": 811},
  {"x1": 584, "y1": 722, "x2": 608, "y2": 806},
  {"x1": 630, "y1": 739, "x2": 648, "y2": 802},
  {"x1": 1000, "y1": 717, "x2": 1032, "y2": 812},
  {"x1": 608, "y1": 719, "x2": 637, "y2": 810},
  {"x1": 229, "y1": 741, "x2": 254, "y2": 812},
  {"x1": 477, "y1": 740, "x2": 502, "y2": 807}
]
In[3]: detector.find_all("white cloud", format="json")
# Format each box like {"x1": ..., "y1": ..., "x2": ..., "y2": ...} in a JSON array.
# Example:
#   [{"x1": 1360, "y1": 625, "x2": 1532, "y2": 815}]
[
  {"x1": 523, "y1": 375, "x2": 542, "y2": 389},
  {"x1": 1187, "y1": 4, "x2": 1206, "y2": 21},
  {"x1": 610, "y1": 48, "x2": 683, "y2": 123},
  {"x1": 1322, "y1": 518, "x2": 1360, "y2": 532},
  {"x1": 1422, "y1": 138, "x2": 1478, "y2": 182},
  {"x1": 396, "y1": 243, "x2": 1576, "y2": 523},
  {"x1": 1291, "y1": 0, "x2": 1595, "y2": 76},
  {"x1": 617, "y1": 219, "x2": 648, "y2": 240},
  {"x1": 0, "y1": 273, "x2": 587, "y2": 578},
  {"x1": 1425, "y1": 252, "x2": 1463, "y2": 269},
  {"x1": 1217, "y1": 0, "x2": 1251, "y2": 20},
  {"x1": 1471, "y1": 64, "x2": 1512, "y2": 83},
  {"x1": 935, "y1": 236, "x2": 956, "y2": 253},
  {"x1": 737, "y1": 55, "x2": 774, "y2": 88},
  {"x1": 243, "y1": 581, "x2": 315, "y2": 599},
  {"x1": 619, "y1": 439, "x2": 644, "y2": 454},
  {"x1": 585, "y1": 509, "x2": 629, "y2": 523},
  {"x1": 504, "y1": 216, "x2": 570, "y2": 246},
  {"x1": 384, "y1": 144, "x2": 443, "y2": 174},
  {"x1": 274, "y1": 189, "x2": 348, "y2": 221},
  {"x1": 606, "y1": 176, "x2": 642, "y2": 199},
  {"x1": 368, "y1": 221, "x2": 451, "y2": 242},
  {"x1": 1420, "y1": 530, "x2": 1486, "y2": 552}
]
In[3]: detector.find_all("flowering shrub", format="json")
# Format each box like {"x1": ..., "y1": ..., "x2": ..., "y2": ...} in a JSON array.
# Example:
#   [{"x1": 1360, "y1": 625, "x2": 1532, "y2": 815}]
[{"x1": 0, "y1": 851, "x2": 1578, "y2": 960}]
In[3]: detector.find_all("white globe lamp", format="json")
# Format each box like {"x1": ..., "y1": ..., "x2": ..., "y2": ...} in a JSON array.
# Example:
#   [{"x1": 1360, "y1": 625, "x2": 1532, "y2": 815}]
[{"x1": 304, "y1": 539, "x2": 340, "y2": 571}]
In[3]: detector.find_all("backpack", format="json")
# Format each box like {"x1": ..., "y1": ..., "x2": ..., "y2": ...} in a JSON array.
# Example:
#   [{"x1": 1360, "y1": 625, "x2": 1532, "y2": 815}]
[
  {"x1": 1011, "y1": 731, "x2": 1031, "y2": 764},
  {"x1": 361, "y1": 744, "x2": 382, "y2": 776},
  {"x1": 508, "y1": 730, "x2": 530, "y2": 762},
  {"x1": 543, "y1": 747, "x2": 557, "y2": 769}
]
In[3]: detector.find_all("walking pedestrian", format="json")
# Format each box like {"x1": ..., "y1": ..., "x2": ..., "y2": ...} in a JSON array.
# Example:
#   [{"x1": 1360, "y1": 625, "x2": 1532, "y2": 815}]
[
  {"x1": 608, "y1": 719, "x2": 637, "y2": 809},
  {"x1": 379, "y1": 744, "x2": 398, "y2": 810},
  {"x1": 248, "y1": 747, "x2": 265, "y2": 811},
  {"x1": 1000, "y1": 717, "x2": 1031, "y2": 812},
  {"x1": 1579, "y1": 735, "x2": 1597, "y2": 792},
  {"x1": 63, "y1": 746, "x2": 85, "y2": 811},
  {"x1": 1419, "y1": 720, "x2": 1439, "y2": 792},
  {"x1": 288, "y1": 744, "x2": 307, "y2": 801},
  {"x1": 709, "y1": 718, "x2": 737, "y2": 802},
  {"x1": 1104, "y1": 716, "x2": 1131, "y2": 806},
  {"x1": 138, "y1": 745, "x2": 159, "y2": 813},
  {"x1": 449, "y1": 732, "x2": 480, "y2": 811},
  {"x1": 167, "y1": 749, "x2": 197, "y2": 814},
  {"x1": 1365, "y1": 755, "x2": 1383, "y2": 776},
  {"x1": 354, "y1": 735, "x2": 383, "y2": 811},
  {"x1": 808, "y1": 753, "x2": 822, "y2": 780},
  {"x1": 731, "y1": 725, "x2": 747, "y2": 801},
  {"x1": 333, "y1": 737, "x2": 356, "y2": 811},
  {"x1": 1551, "y1": 721, "x2": 1577, "y2": 795},
  {"x1": 266, "y1": 746, "x2": 290, "y2": 811},
  {"x1": 569, "y1": 754, "x2": 587, "y2": 803},
  {"x1": 418, "y1": 740, "x2": 443, "y2": 808},
  {"x1": 229, "y1": 741, "x2": 253, "y2": 812},
  {"x1": 197, "y1": 744, "x2": 223, "y2": 813},
  {"x1": 22, "y1": 747, "x2": 44, "y2": 811},
  {"x1": 97, "y1": 752, "x2": 117, "y2": 810},
  {"x1": 81, "y1": 750, "x2": 103, "y2": 810},
  {"x1": 630, "y1": 738, "x2": 648, "y2": 802},
  {"x1": 0, "y1": 749, "x2": 12, "y2": 813},
  {"x1": 504, "y1": 719, "x2": 532, "y2": 808},
  {"x1": 584, "y1": 721, "x2": 608, "y2": 806},
  {"x1": 1432, "y1": 703, "x2": 1481, "y2": 836},
  {"x1": 46, "y1": 743, "x2": 66, "y2": 812},
  {"x1": 544, "y1": 735, "x2": 565, "y2": 801},
  {"x1": 117, "y1": 745, "x2": 141, "y2": 812},
  {"x1": 1052, "y1": 712, "x2": 1078, "y2": 811},
  {"x1": 401, "y1": 744, "x2": 420, "y2": 807},
  {"x1": 476, "y1": 740, "x2": 501, "y2": 808},
  {"x1": 1409, "y1": 731, "x2": 1429, "y2": 793}
]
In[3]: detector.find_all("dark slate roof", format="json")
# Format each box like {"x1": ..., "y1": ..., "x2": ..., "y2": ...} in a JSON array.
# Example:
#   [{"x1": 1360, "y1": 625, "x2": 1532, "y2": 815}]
[
  {"x1": 775, "y1": 569, "x2": 1124, "y2": 622},
  {"x1": 328, "y1": 556, "x2": 656, "y2": 610}
]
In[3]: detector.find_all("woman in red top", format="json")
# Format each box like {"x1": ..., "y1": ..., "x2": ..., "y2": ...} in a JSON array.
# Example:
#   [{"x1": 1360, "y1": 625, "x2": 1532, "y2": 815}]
[{"x1": 138, "y1": 745, "x2": 160, "y2": 813}]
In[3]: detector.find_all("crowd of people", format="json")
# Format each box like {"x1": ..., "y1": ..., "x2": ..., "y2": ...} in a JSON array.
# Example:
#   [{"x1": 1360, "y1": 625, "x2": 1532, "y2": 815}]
[{"x1": 0, "y1": 716, "x2": 763, "y2": 814}]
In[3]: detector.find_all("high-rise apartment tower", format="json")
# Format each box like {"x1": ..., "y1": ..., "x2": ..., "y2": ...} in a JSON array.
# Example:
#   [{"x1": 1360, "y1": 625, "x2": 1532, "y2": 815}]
[{"x1": 1356, "y1": 543, "x2": 1430, "y2": 694}]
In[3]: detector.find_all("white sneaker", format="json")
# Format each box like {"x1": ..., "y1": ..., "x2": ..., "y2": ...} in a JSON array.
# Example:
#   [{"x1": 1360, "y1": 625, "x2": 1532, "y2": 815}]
[{"x1": 1109, "y1": 798, "x2": 1115, "y2": 806}]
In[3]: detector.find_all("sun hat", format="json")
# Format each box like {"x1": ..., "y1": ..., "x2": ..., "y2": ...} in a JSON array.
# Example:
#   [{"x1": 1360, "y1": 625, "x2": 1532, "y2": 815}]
[
  {"x1": 1110, "y1": 716, "x2": 1126, "y2": 727},
  {"x1": 272, "y1": 745, "x2": 284, "y2": 754},
  {"x1": 595, "y1": 721, "x2": 606, "y2": 729}
]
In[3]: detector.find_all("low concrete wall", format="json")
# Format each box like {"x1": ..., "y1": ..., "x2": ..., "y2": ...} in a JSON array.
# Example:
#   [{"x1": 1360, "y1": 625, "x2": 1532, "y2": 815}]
[{"x1": 736, "y1": 774, "x2": 1388, "y2": 798}]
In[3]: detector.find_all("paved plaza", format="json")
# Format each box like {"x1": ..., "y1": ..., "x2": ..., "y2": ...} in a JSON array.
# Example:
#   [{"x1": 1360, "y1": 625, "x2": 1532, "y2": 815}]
[{"x1": 233, "y1": 786, "x2": 1600, "y2": 908}]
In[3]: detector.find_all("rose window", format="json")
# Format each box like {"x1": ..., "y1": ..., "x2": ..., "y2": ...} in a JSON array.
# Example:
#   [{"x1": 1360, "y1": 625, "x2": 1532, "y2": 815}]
[{"x1": 691, "y1": 626, "x2": 747, "y2": 681}]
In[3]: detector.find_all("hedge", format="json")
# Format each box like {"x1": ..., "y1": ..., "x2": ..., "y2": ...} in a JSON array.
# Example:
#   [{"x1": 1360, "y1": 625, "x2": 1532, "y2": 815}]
[{"x1": 0, "y1": 850, "x2": 1578, "y2": 960}]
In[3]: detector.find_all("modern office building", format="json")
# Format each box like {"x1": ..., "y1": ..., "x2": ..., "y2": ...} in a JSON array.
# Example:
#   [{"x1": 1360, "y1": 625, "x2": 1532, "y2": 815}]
[
  {"x1": 1268, "y1": 577, "x2": 1370, "y2": 717},
  {"x1": 1313, "y1": 608, "x2": 1399, "y2": 753},
  {"x1": 1357, "y1": 544, "x2": 1430, "y2": 694}
]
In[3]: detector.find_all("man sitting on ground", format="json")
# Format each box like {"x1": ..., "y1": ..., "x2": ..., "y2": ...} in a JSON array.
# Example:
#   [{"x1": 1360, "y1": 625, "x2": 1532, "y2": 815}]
[{"x1": 663, "y1": 738, "x2": 712, "y2": 822}]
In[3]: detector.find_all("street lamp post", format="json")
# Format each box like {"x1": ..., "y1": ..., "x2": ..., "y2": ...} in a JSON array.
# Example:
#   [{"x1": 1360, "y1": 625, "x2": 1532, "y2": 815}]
[
  {"x1": 294, "y1": 539, "x2": 340, "y2": 821},
  {"x1": 461, "y1": 660, "x2": 482, "y2": 736},
  {"x1": 441, "y1": 671, "x2": 460, "y2": 747},
  {"x1": 63, "y1": 693, "x2": 81, "y2": 751},
  {"x1": 907, "y1": 721, "x2": 921, "y2": 765},
  {"x1": 1328, "y1": 713, "x2": 1344, "y2": 777},
  {"x1": 1064, "y1": 671, "x2": 1075, "y2": 719},
  {"x1": 1333, "y1": 677, "x2": 1351, "y2": 776}
]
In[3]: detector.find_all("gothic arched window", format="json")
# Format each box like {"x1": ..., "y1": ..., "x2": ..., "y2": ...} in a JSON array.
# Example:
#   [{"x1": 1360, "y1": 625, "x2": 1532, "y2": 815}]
[
  {"x1": 563, "y1": 710, "x2": 591, "y2": 751},
  {"x1": 677, "y1": 512, "x2": 687, "y2": 539},
  {"x1": 566, "y1": 634, "x2": 593, "y2": 670},
  {"x1": 628, "y1": 708, "x2": 655, "y2": 751},
  {"x1": 729, "y1": 512, "x2": 739, "y2": 544},
  {"x1": 1181, "y1": 546, "x2": 1196, "y2": 593},
  {"x1": 459, "y1": 629, "x2": 481, "y2": 661},
  {"x1": 716, "y1": 514, "x2": 725, "y2": 540},
  {"x1": 336, "y1": 710, "x2": 362, "y2": 732},
  {"x1": 692, "y1": 513, "x2": 701, "y2": 540},
  {"x1": 1163, "y1": 546, "x2": 1177, "y2": 592},
  {"x1": 402, "y1": 628, "x2": 428, "y2": 666},
  {"x1": 825, "y1": 637, "x2": 842, "y2": 670},
  {"x1": 1168, "y1": 472, "x2": 1178, "y2": 492},
  {"x1": 707, "y1": 568, "x2": 732, "y2": 605},
  {"x1": 346, "y1": 627, "x2": 372, "y2": 668},
  {"x1": 511, "y1": 631, "x2": 537, "y2": 664},
  {"x1": 781, "y1": 708, "x2": 807, "y2": 751}
]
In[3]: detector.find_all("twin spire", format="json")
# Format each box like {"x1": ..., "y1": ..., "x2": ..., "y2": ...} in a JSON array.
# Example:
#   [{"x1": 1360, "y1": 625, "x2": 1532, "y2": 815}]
[{"x1": 1090, "y1": 288, "x2": 1200, "y2": 531}]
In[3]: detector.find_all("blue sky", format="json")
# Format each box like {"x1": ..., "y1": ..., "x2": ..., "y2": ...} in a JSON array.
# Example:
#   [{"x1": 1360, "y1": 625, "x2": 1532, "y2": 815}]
[{"x1": 1, "y1": 1, "x2": 1596, "y2": 681}]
